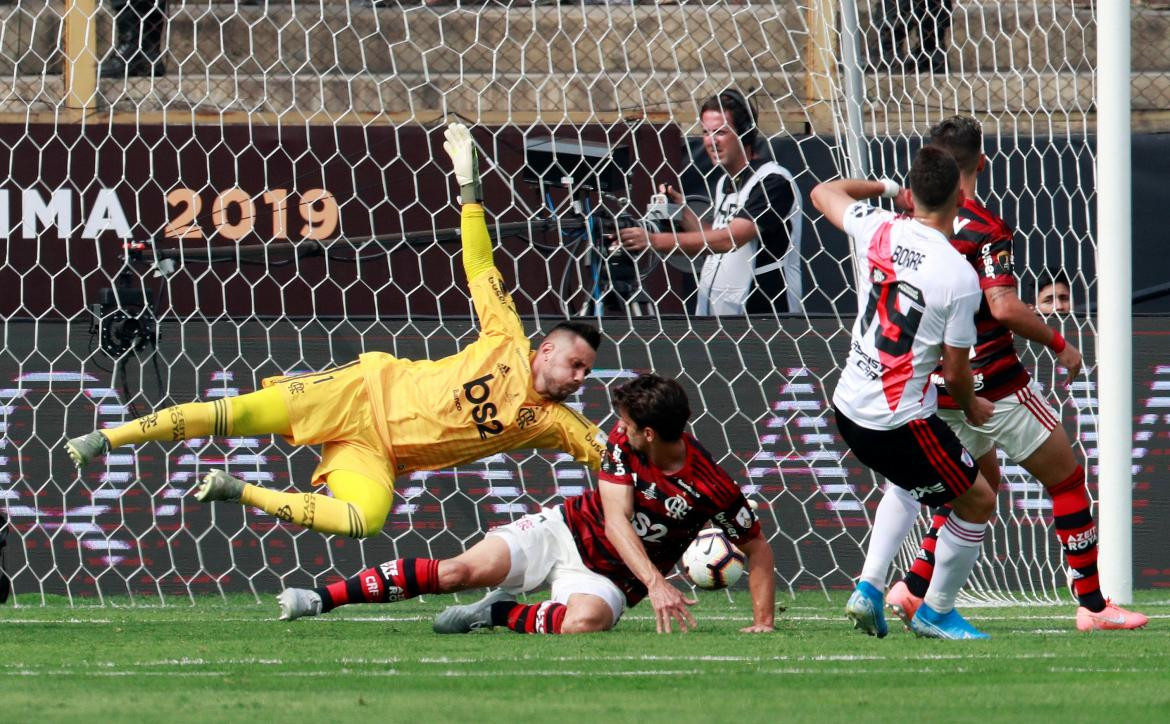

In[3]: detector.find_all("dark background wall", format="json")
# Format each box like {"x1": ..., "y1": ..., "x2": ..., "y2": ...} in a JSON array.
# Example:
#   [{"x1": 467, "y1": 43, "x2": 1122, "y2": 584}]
[{"x1": 1, "y1": 125, "x2": 1167, "y2": 320}]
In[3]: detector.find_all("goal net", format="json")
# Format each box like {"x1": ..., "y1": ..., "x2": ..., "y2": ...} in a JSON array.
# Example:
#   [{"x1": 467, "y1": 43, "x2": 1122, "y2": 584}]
[{"x1": 0, "y1": 1, "x2": 1134, "y2": 605}]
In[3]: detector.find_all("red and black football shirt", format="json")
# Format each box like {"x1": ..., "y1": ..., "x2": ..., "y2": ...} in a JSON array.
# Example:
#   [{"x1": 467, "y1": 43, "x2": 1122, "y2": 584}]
[
  {"x1": 561, "y1": 427, "x2": 761, "y2": 606},
  {"x1": 934, "y1": 196, "x2": 1032, "y2": 408}
]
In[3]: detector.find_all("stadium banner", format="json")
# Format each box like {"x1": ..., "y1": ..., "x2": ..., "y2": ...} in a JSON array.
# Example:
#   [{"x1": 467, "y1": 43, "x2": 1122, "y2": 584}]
[
  {"x1": 2, "y1": 316, "x2": 1167, "y2": 599},
  {"x1": 5, "y1": 124, "x2": 1170, "y2": 322},
  {"x1": 0, "y1": 122, "x2": 686, "y2": 320}
]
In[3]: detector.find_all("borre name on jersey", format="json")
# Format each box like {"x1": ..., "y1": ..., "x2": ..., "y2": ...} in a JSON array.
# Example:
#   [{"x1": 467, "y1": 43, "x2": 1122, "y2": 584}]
[{"x1": 832, "y1": 202, "x2": 981, "y2": 430}]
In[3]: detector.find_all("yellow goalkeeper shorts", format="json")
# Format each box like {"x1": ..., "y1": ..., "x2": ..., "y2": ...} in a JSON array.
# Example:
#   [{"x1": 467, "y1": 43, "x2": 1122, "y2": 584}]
[{"x1": 261, "y1": 360, "x2": 395, "y2": 494}]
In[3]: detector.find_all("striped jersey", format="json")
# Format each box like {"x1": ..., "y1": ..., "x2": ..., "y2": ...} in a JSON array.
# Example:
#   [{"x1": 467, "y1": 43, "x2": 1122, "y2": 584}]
[
  {"x1": 561, "y1": 427, "x2": 761, "y2": 606},
  {"x1": 832, "y1": 202, "x2": 982, "y2": 429},
  {"x1": 932, "y1": 197, "x2": 1032, "y2": 407},
  {"x1": 360, "y1": 266, "x2": 606, "y2": 475}
]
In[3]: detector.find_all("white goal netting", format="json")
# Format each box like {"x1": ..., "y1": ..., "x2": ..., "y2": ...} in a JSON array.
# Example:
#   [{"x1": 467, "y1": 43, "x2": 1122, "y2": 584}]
[{"x1": 0, "y1": 1, "x2": 1150, "y2": 605}]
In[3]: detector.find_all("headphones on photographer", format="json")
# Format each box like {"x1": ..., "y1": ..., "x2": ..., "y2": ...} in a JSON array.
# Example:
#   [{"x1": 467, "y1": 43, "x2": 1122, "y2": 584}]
[{"x1": 717, "y1": 88, "x2": 758, "y2": 150}]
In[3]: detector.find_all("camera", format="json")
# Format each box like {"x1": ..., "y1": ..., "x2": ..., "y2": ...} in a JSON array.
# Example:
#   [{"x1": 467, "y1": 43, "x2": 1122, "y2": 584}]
[
  {"x1": 92, "y1": 283, "x2": 157, "y2": 357},
  {"x1": 90, "y1": 242, "x2": 157, "y2": 358}
]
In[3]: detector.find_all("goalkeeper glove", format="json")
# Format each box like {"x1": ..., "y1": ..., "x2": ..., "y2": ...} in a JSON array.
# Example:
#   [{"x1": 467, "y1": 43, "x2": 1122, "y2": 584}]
[{"x1": 443, "y1": 122, "x2": 483, "y2": 204}]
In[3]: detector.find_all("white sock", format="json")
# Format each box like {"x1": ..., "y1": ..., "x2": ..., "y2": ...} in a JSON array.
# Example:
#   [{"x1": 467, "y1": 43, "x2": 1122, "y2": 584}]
[
  {"x1": 923, "y1": 514, "x2": 987, "y2": 614},
  {"x1": 860, "y1": 484, "x2": 921, "y2": 590}
]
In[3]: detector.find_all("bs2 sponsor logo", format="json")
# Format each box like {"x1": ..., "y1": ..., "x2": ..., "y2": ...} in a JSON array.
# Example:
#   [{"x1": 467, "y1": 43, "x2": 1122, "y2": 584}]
[{"x1": 463, "y1": 373, "x2": 503, "y2": 439}]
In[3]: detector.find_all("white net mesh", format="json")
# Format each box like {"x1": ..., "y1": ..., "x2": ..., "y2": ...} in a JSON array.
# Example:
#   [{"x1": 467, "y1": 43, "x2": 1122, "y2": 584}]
[{"x1": 1, "y1": 1, "x2": 1154, "y2": 605}]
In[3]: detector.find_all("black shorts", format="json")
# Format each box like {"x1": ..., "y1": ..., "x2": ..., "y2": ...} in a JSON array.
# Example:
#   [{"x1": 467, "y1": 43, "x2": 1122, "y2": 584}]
[{"x1": 833, "y1": 408, "x2": 978, "y2": 507}]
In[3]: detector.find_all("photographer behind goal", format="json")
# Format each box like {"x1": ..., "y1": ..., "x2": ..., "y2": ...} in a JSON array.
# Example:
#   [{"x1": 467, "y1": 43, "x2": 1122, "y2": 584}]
[{"x1": 616, "y1": 89, "x2": 804, "y2": 316}]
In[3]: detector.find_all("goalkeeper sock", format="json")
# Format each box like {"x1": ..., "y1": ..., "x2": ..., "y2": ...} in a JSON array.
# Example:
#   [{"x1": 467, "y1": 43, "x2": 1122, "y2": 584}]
[
  {"x1": 1049, "y1": 465, "x2": 1106, "y2": 612},
  {"x1": 859, "y1": 484, "x2": 920, "y2": 590},
  {"x1": 314, "y1": 559, "x2": 441, "y2": 613},
  {"x1": 490, "y1": 600, "x2": 567, "y2": 634},
  {"x1": 903, "y1": 507, "x2": 952, "y2": 598},
  {"x1": 102, "y1": 387, "x2": 289, "y2": 449},
  {"x1": 240, "y1": 486, "x2": 374, "y2": 539},
  {"x1": 923, "y1": 514, "x2": 986, "y2": 615},
  {"x1": 102, "y1": 399, "x2": 229, "y2": 449}
]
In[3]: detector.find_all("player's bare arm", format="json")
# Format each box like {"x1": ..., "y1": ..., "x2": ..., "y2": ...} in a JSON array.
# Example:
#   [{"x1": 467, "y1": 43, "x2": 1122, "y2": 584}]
[
  {"x1": 598, "y1": 480, "x2": 697, "y2": 634},
  {"x1": 736, "y1": 533, "x2": 776, "y2": 633},
  {"x1": 940, "y1": 343, "x2": 994, "y2": 426},
  {"x1": 984, "y1": 285, "x2": 1083, "y2": 384},
  {"x1": 810, "y1": 178, "x2": 889, "y2": 232},
  {"x1": 618, "y1": 216, "x2": 755, "y2": 255}
]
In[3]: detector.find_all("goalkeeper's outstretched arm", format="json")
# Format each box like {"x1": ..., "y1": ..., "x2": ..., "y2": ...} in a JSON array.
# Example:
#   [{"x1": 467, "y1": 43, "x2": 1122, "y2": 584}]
[{"x1": 443, "y1": 122, "x2": 494, "y2": 282}]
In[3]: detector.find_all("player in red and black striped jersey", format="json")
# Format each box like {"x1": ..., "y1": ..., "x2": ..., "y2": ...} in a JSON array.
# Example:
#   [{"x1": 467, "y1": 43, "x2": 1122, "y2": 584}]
[
  {"x1": 562, "y1": 421, "x2": 763, "y2": 614},
  {"x1": 883, "y1": 115, "x2": 1146, "y2": 631},
  {"x1": 930, "y1": 196, "x2": 1033, "y2": 408},
  {"x1": 273, "y1": 373, "x2": 776, "y2": 636}
]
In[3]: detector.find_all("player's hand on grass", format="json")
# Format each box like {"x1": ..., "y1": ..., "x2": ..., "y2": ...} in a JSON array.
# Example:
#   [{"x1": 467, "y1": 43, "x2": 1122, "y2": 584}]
[
  {"x1": 965, "y1": 396, "x2": 995, "y2": 427},
  {"x1": 739, "y1": 623, "x2": 774, "y2": 633},
  {"x1": 442, "y1": 121, "x2": 482, "y2": 203},
  {"x1": 647, "y1": 578, "x2": 697, "y2": 634},
  {"x1": 1056, "y1": 342, "x2": 1083, "y2": 386}
]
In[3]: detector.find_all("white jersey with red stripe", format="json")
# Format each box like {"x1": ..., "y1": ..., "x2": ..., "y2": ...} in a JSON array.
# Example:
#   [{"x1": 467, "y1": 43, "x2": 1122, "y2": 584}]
[{"x1": 832, "y1": 202, "x2": 981, "y2": 430}]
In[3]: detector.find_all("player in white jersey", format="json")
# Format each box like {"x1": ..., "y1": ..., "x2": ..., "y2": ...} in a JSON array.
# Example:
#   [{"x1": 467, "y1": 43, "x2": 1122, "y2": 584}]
[{"x1": 811, "y1": 146, "x2": 998, "y2": 640}]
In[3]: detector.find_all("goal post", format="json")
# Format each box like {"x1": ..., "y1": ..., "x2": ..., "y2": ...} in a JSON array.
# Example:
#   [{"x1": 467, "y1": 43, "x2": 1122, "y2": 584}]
[
  {"x1": 0, "y1": 1, "x2": 1154, "y2": 606},
  {"x1": 1095, "y1": 0, "x2": 1133, "y2": 605}
]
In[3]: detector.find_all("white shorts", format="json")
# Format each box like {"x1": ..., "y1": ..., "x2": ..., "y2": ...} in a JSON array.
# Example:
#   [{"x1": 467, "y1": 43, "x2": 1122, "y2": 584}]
[
  {"x1": 936, "y1": 381, "x2": 1060, "y2": 462},
  {"x1": 486, "y1": 506, "x2": 626, "y2": 624}
]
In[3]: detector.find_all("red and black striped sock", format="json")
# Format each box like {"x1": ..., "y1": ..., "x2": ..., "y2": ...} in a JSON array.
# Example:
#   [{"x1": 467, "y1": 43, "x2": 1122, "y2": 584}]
[
  {"x1": 1049, "y1": 466, "x2": 1106, "y2": 612},
  {"x1": 903, "y1": 507, "x2": 951, "y2": 598},
  {"x1": 489, "y1": 600, "x2": 567, "y2": 634},
  {"x1": 314, "y1": 558, "x2": 441, "y2": 613}
]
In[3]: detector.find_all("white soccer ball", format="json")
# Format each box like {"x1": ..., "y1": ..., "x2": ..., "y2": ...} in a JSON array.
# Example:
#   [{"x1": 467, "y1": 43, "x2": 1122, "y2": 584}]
[{"x1": 681, "y1": 528, "x2": 745, "y2": 590}]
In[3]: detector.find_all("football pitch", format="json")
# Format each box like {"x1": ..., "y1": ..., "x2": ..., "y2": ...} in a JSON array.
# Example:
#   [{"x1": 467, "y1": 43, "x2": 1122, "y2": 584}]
[{"x1": 3, "y1": 590, "x2": 1167, "y2": 723}]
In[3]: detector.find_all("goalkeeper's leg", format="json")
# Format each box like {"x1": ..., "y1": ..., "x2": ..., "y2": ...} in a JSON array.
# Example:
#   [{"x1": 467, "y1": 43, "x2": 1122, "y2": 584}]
[
  {"x1": 202, "y1": 467, "x2": 391, "y2": 539},
  {"x1": 65, "y1": 386, "x2": 291, "y2": 467}
]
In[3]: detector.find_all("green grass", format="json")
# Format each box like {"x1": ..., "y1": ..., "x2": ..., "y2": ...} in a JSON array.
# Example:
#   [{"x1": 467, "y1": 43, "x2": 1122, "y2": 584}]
[{"x1": 2, "y1": 591, "x2": 1168, "y2": 723}]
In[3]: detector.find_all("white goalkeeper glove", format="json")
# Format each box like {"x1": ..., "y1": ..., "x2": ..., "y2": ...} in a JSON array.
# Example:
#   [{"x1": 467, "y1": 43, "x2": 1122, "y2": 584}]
[{"x1": 443, "y1": 122, "x2": 483, "y2": 204}]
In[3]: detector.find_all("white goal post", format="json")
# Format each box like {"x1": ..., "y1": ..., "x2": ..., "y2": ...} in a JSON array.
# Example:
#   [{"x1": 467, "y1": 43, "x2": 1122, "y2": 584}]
[{"x1": 0, "y1": 1, "x2": 1147, "y2": 606}]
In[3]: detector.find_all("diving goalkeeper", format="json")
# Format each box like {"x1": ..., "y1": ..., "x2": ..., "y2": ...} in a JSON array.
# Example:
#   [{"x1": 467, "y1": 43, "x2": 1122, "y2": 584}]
[{"x1": 65, "y1": 123, "x2": 606, "y2": 539}]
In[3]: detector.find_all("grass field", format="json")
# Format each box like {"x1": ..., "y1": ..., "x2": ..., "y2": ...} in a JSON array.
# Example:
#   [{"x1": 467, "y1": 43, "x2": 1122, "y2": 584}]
[{"x1": 3, "y1": 590, "x2": 1168, "y2": 723}]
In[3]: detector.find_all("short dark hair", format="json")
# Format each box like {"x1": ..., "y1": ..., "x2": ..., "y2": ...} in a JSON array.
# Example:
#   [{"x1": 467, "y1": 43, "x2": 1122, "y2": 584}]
[
  {"x1": 908, "y1": 145, "x2": 960, "y2": 211},
  {"x1": 547, "y1": 320, "x2": 602, "y2": 351},
  {"x1": 929, "y1": 115, "x2": 983, "y2": 174},
  {"x1": 611, "y1": 373, "x2": 691, "y2": 442},
  {"x1": 700, "y1": 89, "x2": 758, "y2": 148},
  {"x1": 1032, "y1": 269, "x2": 1072, "y2": 302}
]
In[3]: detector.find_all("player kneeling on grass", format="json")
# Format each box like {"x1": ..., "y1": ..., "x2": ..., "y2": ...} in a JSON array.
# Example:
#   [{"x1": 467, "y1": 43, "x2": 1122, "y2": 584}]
[
  {"x1": 64, "y1": 123, "x2": 605, "y2": 540},
  {"x1": 277, "y1": 373, "x2": 776, "y2": 635}
]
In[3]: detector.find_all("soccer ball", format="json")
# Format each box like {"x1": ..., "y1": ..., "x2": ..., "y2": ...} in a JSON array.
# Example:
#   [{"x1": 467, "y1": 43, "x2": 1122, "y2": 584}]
[{"x1": 681, "y1": 529, "x2": 745, "y2": 590}]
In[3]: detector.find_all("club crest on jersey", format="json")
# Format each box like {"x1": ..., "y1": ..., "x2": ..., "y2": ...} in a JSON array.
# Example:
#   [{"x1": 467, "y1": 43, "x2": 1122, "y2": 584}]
[
  {"x1": 664, "y1": 494, "x2": 691, "y2": 520},
  {"x1": 516, "y1": 407, "x2": 537, "y2": 430}
]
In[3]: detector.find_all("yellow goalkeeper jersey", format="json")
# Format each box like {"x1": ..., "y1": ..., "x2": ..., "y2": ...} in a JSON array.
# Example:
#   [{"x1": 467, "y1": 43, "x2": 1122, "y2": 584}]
[{"x1": 360, "y1": 267, "x2": 605, "y2": 475}]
